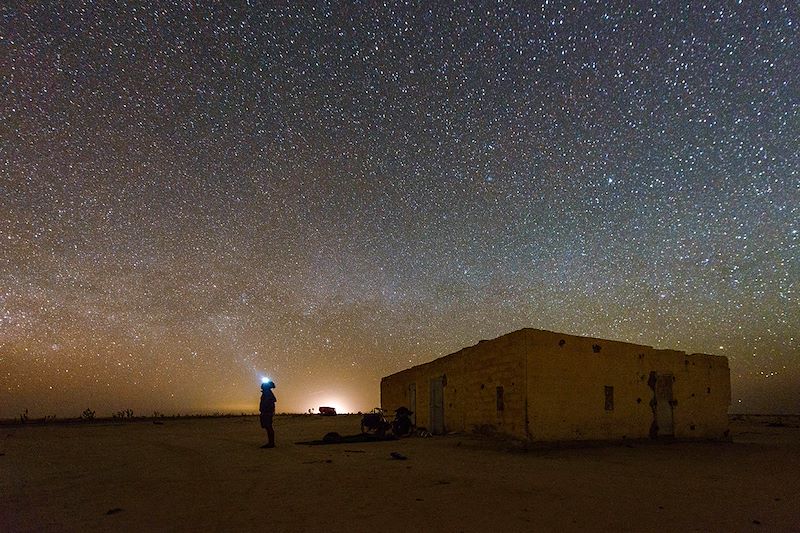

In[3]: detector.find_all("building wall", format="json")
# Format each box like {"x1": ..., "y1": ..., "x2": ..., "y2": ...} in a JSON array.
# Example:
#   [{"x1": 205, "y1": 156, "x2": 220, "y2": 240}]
[
  {"x1": 380, "y1": 331, "x2": 528, "y2": 436},
  {"x1": 523, "y1": 329, "x2": 730, "y2": 441},
  {"x1": 381, "y1": 328, "x2": 730, "y2": 441}
]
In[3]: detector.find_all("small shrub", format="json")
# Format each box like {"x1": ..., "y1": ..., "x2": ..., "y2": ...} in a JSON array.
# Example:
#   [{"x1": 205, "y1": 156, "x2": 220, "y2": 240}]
[{"x1": 114, "y1": 408, "x2": 134, "y2": 420}]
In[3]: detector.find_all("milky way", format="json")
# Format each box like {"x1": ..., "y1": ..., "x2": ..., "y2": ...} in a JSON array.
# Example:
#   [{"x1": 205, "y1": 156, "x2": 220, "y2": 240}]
[{"x1": 2, "y1": 2, "x2": 797, "y2": 417}]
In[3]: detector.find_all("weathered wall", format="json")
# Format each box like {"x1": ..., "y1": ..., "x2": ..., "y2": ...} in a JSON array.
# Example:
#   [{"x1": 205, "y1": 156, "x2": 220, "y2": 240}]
[
  {"x1": 380, "y1": 331, "x2": 528, "y2": 436},
  {"x1": 381, "y1": 328, "x2": 730, "y2": 442},
  {"x1": 671, "y1": 352, "x2": 731, "y2": 438},
  {"x1": 524, "y1": 329, "x2": 730, "y2": 441}
]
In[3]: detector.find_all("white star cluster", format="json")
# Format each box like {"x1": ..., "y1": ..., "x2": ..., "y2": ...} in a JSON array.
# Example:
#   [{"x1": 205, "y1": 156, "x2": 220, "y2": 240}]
[{"x1": 1, "y1": 2, "x2": 797, "y2": 416}]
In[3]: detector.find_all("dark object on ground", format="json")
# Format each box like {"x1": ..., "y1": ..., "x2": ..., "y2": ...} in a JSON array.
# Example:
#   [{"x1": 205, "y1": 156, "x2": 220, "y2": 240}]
[
  {"x1": 105, "y1": 508, "x2": 124, "y2": 515},
  {"x1": 153, "y1": 421, "x2": 164, "y2": 425},
  {"x1": 297, "y1": 432, "x2": 397, "y2": 445},
  {"x1": 390, "y1": 451, "x2": 407, "y2": 460},
  {"x1": 392, "y1": 407, "x2": 414, "y2": 437},
  {"x1": 361, "y1": 406, "x2": 417, "y2": 438},
  {"x1": 319, "y1": 406, "x2": 337, "y2": 416},
  {"x1": 361, "y1": 408, "x2": 392, "y2": 436},
  {"x1": 323, "y1": 431, "x2": 342, "y2": 443},
  {"x1": 260, "y1": 443, "x2": 275, "y2": 449}
]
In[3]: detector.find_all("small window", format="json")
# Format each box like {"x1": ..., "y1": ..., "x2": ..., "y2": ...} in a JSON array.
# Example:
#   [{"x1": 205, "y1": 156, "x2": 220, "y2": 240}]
[
  {"x1": 604, "y1": 386, "x2": 614, "y2": 411},
  {"x1": 496, "y1": 386, "x2": 505, "y2": 411}
]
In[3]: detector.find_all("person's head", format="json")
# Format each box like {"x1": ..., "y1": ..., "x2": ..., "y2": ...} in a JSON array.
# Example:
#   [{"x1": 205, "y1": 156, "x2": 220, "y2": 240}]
[{"x1": 261, "y1": 381, "x2": 275, "y2": 391}]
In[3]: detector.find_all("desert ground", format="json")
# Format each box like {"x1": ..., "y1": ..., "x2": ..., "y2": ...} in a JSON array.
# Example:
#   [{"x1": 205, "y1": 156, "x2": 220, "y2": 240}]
[{"x1": 1, "y1": 414, "x2": 798, "y2": 532}]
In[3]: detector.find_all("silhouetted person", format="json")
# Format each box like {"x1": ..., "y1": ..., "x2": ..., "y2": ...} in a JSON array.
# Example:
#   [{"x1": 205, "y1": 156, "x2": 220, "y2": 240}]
[{"x1": 259, "y1": 380, "x2": 276, "y2": 448}]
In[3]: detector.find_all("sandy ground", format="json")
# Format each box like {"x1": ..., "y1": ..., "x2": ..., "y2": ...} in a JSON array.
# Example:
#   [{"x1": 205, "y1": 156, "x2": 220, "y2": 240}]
[{"x1": 1, "y1": 414, "x2": 799, "y2": 533}]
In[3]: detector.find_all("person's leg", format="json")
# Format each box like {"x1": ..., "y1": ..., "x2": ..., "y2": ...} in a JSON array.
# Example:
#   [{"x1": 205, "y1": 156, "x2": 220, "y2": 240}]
[{"x1": 261, "y1": 414, "x2": 275, "y2": 447}]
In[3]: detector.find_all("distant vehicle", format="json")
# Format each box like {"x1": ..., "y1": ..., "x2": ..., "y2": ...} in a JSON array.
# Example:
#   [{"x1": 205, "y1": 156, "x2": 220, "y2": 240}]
[{"x1": 318, "y1": 406, "x2": 337, "y2": 416}]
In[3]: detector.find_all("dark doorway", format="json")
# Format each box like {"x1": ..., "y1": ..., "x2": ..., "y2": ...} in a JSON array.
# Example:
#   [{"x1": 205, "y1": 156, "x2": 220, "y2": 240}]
[
  {"x1": 429, "y1": 376, "x2": 444, "y2": 435},
  {"x1": 654, "y1": 374, "x2": 675, "y2": 436}
]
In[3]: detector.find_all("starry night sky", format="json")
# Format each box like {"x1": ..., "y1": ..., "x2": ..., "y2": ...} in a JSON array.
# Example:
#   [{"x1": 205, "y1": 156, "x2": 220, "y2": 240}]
[{"x1": 2, "y1": 2, "x2": 798, "y2": 418}]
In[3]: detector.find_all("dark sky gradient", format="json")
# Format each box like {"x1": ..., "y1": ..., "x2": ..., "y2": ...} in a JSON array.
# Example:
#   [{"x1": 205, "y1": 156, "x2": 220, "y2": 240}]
[{"x1": 2, "y1": 2, "x2": 798, "y2": 417}]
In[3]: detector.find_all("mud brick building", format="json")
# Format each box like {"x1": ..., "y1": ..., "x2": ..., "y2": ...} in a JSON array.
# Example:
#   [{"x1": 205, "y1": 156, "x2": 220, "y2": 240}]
[{"x1": 381, "y1": 328, "x2": 730, "y2": 441}]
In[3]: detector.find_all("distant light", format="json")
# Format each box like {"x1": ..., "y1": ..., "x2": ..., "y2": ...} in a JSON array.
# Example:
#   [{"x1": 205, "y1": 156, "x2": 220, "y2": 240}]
[{"x1": 316, "y1": 396, "x2": 351, "y2": 414}]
